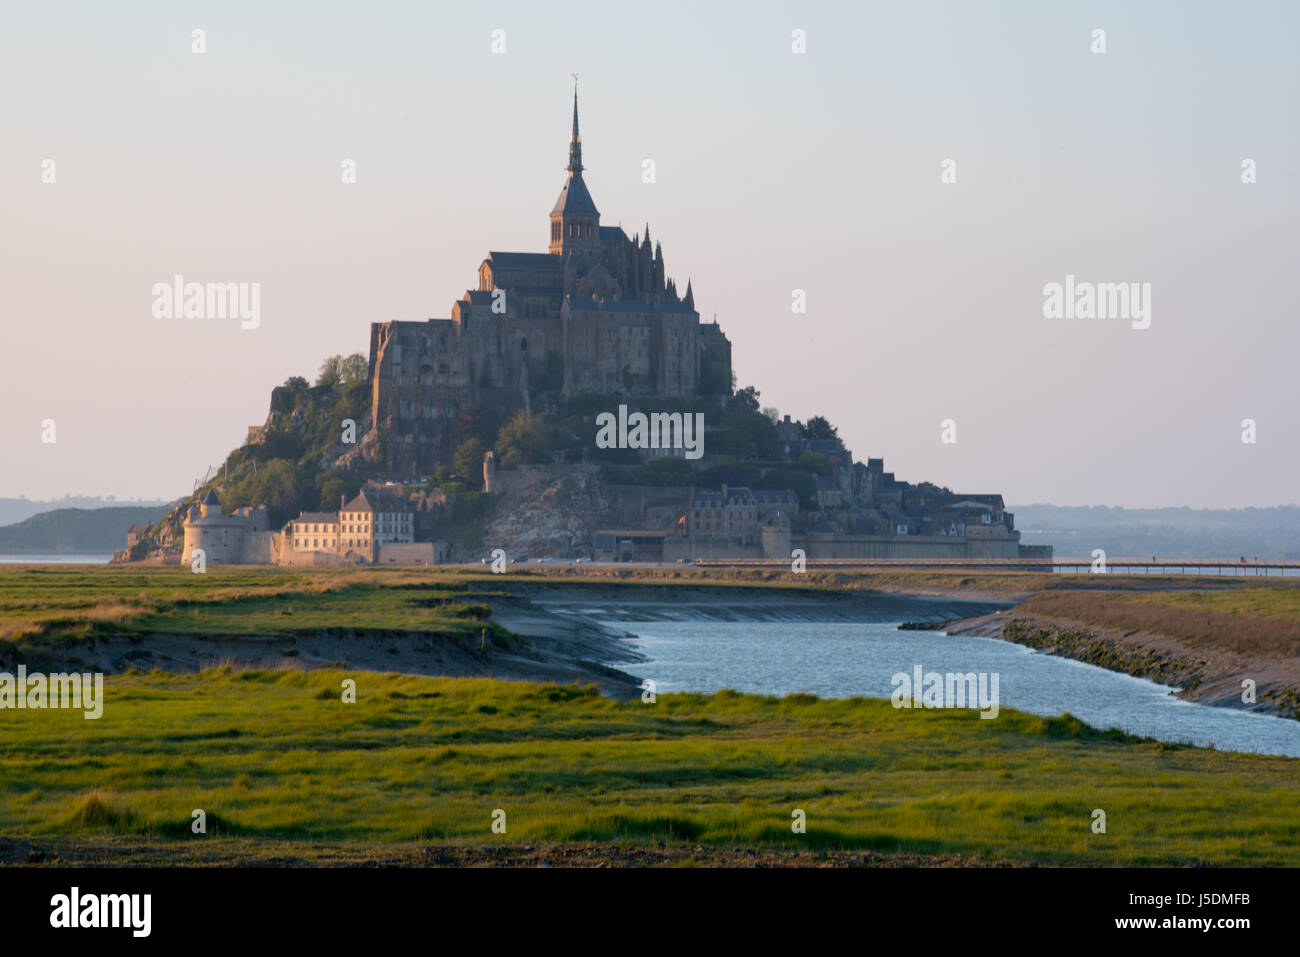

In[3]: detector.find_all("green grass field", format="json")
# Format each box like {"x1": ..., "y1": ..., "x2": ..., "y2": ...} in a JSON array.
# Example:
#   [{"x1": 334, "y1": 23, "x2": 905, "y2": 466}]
[
  {"x1": 0, "y1": 566, "x2": 509, "y2": 668},
  {"x1": 3, "y1": 565, "x2": 1298, "y2": 866},
  {"x1": 3, "y1": 666, "x2": 1298, "y2": 866}
]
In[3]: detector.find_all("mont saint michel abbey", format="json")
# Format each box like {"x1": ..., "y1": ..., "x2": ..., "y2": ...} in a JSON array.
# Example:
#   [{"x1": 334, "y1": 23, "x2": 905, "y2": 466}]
[
  {"x1": 369, "y1": 89, "x2": 732, "y2": 476},
  {"x1": 151, "y1": 87, "x2": 1047, "y2": 568}
]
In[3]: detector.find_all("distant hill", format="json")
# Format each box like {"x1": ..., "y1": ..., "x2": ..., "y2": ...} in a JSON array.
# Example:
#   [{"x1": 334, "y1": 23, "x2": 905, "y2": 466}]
[
  {"x1": 0, "y1": 506, "x2": 171, "y2": 554},
  {"x1": 0, "y1": 496, "x2": 171, "y2": 527},
  {"x1": 1011, "y1": 505, "x2": 1300, "y2": 561}
]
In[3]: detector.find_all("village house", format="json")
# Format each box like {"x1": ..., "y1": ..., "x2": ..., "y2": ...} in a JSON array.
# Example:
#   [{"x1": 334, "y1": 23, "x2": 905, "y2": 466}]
[
  {"x1": 688, "y1": 485, "x2": 758, "y2": 544},
  {"x1": 281, "y1": 488, "x2": 423, "y2": 565}
]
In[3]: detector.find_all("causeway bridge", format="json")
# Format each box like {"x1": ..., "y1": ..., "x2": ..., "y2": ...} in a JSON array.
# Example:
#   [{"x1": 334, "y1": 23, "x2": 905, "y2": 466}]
[{"x1": 688, "y1": 558, "x2": 1300, "y2": 576}]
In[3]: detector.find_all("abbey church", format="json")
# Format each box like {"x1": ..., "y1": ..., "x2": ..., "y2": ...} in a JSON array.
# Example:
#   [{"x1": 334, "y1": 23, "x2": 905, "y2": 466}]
[{"x1": 369, "y1": 89, "x2": 732, "y2": 476}]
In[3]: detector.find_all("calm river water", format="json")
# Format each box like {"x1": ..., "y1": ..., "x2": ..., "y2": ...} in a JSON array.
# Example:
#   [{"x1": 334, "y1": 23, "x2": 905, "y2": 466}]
[{"x1": 539, "y1": 596, "x2": 1300, "y2": 758}]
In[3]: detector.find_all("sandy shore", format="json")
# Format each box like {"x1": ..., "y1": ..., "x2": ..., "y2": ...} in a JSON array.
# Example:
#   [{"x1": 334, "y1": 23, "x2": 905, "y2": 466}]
[
  {"x1": 495, "y1": 580, "x2": 1012, "y2": 623},
  {"x1": 41, "y1": 595, "x2": 645, "y2": 700}
]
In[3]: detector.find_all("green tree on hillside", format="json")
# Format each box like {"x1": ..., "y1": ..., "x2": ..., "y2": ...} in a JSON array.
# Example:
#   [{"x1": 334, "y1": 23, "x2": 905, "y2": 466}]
[
  {"x1": 721, "y1": 408, "x2": 779, "y2": 460},
  {"x1": 803, "y1": 415, "x2": 839, "y2": 441},
  {"x1": 317, "y1": 471, "x2": 360, "y2": 512},
  {"x1": 798, "y1": 452, "x2": 832, "y2": 476},
  {"x1": 454, "y1": 438, "x2": 486, "y2": 484},
  {"x1": 220, "y1": 458, "x2": 297, "y2": 519},
  {"x1": 496, "y1": 410, "x2": 552, "y2": 466},
  {"x1": 316, "y1": 354, "x2": 368, "y2": 389},
  {"x1": 731, "y1": 385, "x2": 761, "y2": 415}
]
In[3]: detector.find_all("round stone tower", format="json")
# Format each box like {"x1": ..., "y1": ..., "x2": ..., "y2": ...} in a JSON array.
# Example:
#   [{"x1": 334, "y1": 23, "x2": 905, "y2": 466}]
[{"x1": 182, "y1": 488, "x2": 244, "y2": 565}]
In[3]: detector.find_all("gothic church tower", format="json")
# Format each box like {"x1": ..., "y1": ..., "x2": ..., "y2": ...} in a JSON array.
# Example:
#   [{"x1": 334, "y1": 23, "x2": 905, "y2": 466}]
[{"x1": 548, "y1": 83, "x2": 601, "y2": 256}]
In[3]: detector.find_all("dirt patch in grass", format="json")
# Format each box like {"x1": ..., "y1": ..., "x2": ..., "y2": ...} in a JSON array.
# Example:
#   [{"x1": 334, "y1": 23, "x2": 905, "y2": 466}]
[{"x1": 0, "y1": 836, "x2": 1025, "y2": 868}]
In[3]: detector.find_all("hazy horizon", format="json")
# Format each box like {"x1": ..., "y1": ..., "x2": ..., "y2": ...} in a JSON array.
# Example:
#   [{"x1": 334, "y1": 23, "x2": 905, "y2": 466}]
[{"x1": 4, "y1": 1, "x2": 1297, "y2": 508}]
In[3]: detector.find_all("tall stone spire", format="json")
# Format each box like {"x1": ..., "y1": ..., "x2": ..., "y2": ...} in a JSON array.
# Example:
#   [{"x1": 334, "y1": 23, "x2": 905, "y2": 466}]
[
  {"x1": 549, "y1": 75, "x2": 600, "y2": 255},
  {"x1": 567, "y1": 76, "x2": 583, "y2": 173}
]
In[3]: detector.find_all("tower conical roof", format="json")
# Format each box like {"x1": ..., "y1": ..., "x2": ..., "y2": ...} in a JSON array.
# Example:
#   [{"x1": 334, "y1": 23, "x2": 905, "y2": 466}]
[{"x1": 551, "y1": 171, "x2": 599, "y2": 217}]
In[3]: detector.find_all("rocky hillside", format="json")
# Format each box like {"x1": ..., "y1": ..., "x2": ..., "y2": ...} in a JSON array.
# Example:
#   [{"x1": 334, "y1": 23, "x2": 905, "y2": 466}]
[
  {"x1": 128, "y1": 356, "x2": 382, "y2": 557},
  {"x1": 466, "y1": 465, "x2": 607, "y2": 561}
]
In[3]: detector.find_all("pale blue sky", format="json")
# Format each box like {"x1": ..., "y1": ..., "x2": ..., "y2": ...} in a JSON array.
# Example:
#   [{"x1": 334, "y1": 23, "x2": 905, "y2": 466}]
[{"x1": 2, "y1": 1, "x2": 1297, "y2": 506}]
